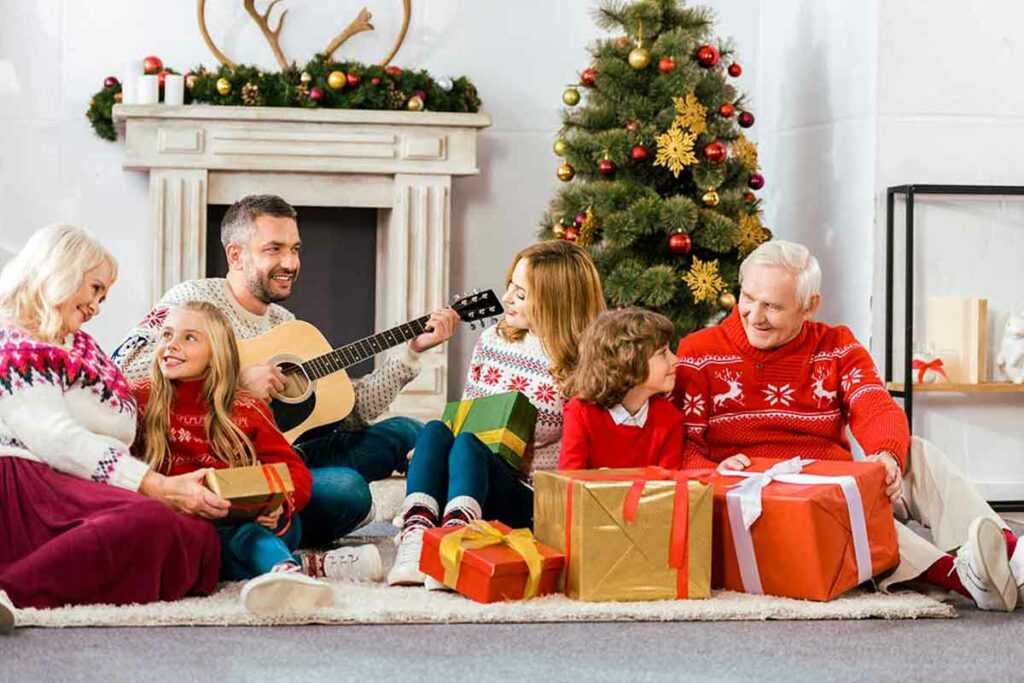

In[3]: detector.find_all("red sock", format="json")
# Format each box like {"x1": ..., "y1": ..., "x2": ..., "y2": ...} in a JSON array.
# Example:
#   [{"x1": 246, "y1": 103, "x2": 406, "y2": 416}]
[
  {"x1": 1003, "y1": 529, "x2": 1018, "y2": 558},
  {"x1": 921, "y1": 554, "x2": 970, "y2": 598}
]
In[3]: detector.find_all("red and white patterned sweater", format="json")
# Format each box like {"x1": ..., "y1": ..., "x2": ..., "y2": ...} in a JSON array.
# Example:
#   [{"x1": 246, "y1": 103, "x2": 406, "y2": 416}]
[
  {"x1": 672, "y1": 309, "x2": 910, "y2": 470},
  {"x1": 132, "y1": 378, "x2": 313, "y2": 511}
]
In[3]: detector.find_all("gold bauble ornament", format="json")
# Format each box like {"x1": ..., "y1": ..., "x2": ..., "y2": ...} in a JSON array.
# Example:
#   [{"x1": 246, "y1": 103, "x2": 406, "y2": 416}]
[
  {"x1": 628, "y1": 47, "x2": 651, "y2": 70},
  {"x1": 556, "y1": 161, "x2": 576, "y2": 182},
  {"x1": 215, "y1": 77, "x2": 232, "y2": 95},
  {"x1": 327, "y1": 70, "x2": 346, "y2": 91},
  {"x1": 407, "y1": 95, "x2": 424, "y2": 111},
  {"x1": 702, "y1": 189, "x2": 721, "y2": 207},
  {"x1": 553, "y1": 137, "x2": 569, "y2": 157},
  {"x1": 562, "y1": 87, "x2": 581, "y2": 106},
  {"x1": 185, "y1": 74, "x2": 197, "y2": 90},
  {"x1": 718, "y1": 291, "x2": 737, "y2": 310},
  {"x1": 552, "y1": 223, "x2": 566, "y2": 238},
  {"x1": 300, "y1": 71, "x2": 313, "y2": 84}
]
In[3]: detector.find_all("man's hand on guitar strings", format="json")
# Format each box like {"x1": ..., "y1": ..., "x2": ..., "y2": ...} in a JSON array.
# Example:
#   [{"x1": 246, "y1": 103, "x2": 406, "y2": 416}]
[
  {"x1": 408, "y1": 308, "x2": 461, "y2": 354},
  {"x1": 240, "y1": 363, "x2": 287, "y2": 401}
]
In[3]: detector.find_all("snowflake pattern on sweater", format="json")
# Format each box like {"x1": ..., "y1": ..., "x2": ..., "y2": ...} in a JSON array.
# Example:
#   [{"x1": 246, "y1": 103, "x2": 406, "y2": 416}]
[
  {"x1": 112, "y1": 278, "x2": 420, "y2": 429},
  {"x1": 462, "y1": 326, "x2": 564, "y2": 475},
  {"x1": 672, "y1": 309, "x2": 910, "y2": 470}
]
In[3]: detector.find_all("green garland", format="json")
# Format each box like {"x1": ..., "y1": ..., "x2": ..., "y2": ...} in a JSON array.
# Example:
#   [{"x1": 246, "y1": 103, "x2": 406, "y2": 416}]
[{"x1": 87, "y1": 54, "x2": 481, "y2": 142}]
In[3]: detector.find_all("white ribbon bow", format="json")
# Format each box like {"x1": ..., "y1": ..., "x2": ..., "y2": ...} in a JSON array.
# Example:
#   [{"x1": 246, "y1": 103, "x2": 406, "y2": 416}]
[{"x1": 719, "y1": 456, "x2": 872, "y2": 595}]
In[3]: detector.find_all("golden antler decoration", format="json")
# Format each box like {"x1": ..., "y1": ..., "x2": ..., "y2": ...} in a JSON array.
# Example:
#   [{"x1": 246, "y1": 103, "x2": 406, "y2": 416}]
[
  {"x1": 378, "y1": 0, "x2": 412, "y2": 66},
  {"x1": 244, "y1": 0, "x2": 290, "y2": 70},
  {"x1": 197, "y1": 0, "x2": 237, "y2": 68},
  {"x1": 323, "y1": 8, "x2": 374, "y2": 61}
]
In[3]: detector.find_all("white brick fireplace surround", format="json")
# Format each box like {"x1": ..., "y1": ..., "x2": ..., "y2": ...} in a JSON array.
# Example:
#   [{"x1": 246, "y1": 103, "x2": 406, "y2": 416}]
[{"x1": 114, "y1": 104, "x2": 491, "y2": 420}]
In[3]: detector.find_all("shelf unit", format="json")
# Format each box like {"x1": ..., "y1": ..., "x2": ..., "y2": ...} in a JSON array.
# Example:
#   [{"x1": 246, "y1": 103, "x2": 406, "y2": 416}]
[{"x1": 885, "y1": 382, "x2": 1024, "y2": 394}]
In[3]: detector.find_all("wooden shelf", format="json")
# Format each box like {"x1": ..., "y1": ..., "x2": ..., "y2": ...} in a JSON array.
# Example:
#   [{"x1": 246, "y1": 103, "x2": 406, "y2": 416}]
[{"x1": 887, "y1": 382, "x2": 1024, "y2": 393}]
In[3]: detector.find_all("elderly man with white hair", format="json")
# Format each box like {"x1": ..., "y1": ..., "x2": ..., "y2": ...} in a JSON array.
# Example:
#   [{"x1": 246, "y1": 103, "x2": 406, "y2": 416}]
[{"x1": 673, "y1": 239, "x2": 1023, "y2": 611}]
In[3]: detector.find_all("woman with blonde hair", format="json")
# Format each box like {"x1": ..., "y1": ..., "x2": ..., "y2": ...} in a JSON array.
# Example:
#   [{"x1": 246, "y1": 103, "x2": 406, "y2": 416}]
[
  {"x1": 388, "y1": 240, "x2": 606, "y2": 586},
  {"x1": 0, "y1": 225, "x2": 222, "y2": 632}
]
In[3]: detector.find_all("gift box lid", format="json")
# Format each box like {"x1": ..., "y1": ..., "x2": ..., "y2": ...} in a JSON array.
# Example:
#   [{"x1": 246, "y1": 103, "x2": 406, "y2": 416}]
[
  {"x1": 203, "y1": 462, "x2": 294, "y2": 498},
  {"x1": 423, "y1": 521, "x2": 565, "y2": 578}
]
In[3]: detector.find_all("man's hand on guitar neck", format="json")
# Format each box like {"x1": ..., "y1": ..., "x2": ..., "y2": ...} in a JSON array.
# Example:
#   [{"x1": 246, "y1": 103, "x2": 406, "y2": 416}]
[
  {"x1": 240, "y1": 364, "x2": 287, "y2": 401},
  {"x1": 408, "y1": 308, "x2": 461, "y2": 354}
]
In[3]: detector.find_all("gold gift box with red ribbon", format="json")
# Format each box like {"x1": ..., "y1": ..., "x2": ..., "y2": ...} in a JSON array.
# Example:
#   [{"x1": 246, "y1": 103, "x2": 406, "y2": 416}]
[
  {"x1": 203, "y1": 463, "x2": 294, "y2": 523},
  {"x1": 533, "y1": 468, "x2": 712, "y2": 602}
]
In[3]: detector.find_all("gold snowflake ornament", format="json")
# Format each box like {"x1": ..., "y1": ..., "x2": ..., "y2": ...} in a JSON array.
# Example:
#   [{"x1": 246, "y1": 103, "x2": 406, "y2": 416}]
[
  {"x1": 737, "y1": 213, "x2": 769, "y2": 256},
  {"x1": 654, "y1": 126, "x2": 698, "y2": 177},
  {"x1": 672, "y1": 91, "x2": 707, "y2": 135},
  {"x1": 732, "y1": 134, "x2": 758, "y2": 171},
  {"x1": 682, "y1": 256, "x2": 727, "y2": 303}
]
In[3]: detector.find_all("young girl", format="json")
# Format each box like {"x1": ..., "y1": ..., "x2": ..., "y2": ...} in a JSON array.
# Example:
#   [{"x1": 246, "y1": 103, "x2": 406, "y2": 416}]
[
  {"x1": 388, "y1": 240, "x2": 606, "y2": 586},
  {"x1": 133, "y1": 301, "x2": 382, "y2": 615},
  {"x1": 559, "y1": 308, "x2": 685, "y2": 470}
]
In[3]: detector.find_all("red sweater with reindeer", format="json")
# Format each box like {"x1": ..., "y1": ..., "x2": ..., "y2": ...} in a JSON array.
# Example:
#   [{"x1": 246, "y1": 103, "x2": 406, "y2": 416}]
[
  {"x1": 131, "y1": 378, "x2": 313, "y2": 511},
  {"x1": 672, "y1": 309, "x2": 910, "y2": 471}
]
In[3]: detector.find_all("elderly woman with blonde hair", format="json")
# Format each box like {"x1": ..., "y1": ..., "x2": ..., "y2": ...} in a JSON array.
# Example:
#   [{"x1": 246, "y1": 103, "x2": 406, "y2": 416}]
[{"x1": 0, "y1": 225, "x2": 226, "y2": 633}]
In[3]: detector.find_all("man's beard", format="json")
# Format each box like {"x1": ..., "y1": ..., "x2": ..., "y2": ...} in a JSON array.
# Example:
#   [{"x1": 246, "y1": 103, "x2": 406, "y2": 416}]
[{"x1": 245, "y1": 265, "x2": 295, "y2": 304}]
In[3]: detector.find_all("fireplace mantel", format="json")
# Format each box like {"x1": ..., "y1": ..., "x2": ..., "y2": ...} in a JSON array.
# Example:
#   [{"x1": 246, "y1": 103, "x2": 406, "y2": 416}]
[{"x1": 113, "y1": 104, "x2": 491, "y2": 419}]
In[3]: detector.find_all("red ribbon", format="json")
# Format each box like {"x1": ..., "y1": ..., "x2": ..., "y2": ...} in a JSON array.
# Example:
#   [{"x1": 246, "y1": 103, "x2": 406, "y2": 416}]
[
  {"x1": 912, "y1": 357, "x2": 948, "y2": 383},
  {"x1": 228, "y1": 464, "x2": 295, "y2": 537},
  {"x1": 562, "y1": 467, "x2": 710, "y2": 598}
]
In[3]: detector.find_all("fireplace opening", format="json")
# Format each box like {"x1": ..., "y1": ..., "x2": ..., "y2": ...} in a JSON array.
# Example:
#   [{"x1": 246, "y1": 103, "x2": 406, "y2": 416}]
[{"x1": 206, "y1": 205, "x2": 377, "y2": 377}]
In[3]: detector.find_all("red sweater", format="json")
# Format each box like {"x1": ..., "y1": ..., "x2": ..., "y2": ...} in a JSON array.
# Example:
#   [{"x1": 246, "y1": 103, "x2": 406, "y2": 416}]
[
  {"x1": 132, "y1": 379, "x2": 313, "y2": 511},
  {"x1": 559, "y1": 395, "x2": 685, "y2": 470},
  {"x1": 672, "y1": 309, "x2": 910, "y2": 471}
]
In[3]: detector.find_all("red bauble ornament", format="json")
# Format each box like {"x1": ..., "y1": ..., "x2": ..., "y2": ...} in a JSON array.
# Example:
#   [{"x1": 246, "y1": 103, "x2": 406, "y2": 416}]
[
  {"x1": 103, "y1": 76, "x2": 119, "y2": 89},
  {"x1": 696, "y1": 45, "x2": 719, "y2": 68},
  {"x1": 346, "y1": 72, "x2": 361, "y2": 87},
  {"x1": 668, "y1": 233, "x2": 692, "y2": 254},
  {"x1": 748, "y1": 174, "x2": 765, "y2": 190},
  {"x1": 718, "y1": 102, "x2": 735, "y2": 118},
  {"x1": 625, "y1": 119, "x2": 640, "y2": 132},
  {"x1": 630, "y1": 145, "x2": 649, "y2": 162},
  {"x1": 703, "y1": 141, "x2": 728, "y2": 164},
  {"x1": 414, "y1": 90, "x2": 427, "y2": 103},
  {"x1": 658, "y1": 57, "x2": 676, "y2": 73},
  {"x1": 563, "y1": 226, "x2": 579, "y2": 242},
  {"x1": 743, "y1": 191, "x2": 756, "y2": 202},
  {"x1": 575, "y1": 212, "x2": 587, "y2": 227},
  {"x1": 309, "y1": 87, "x2": 324, "y2": 102},
  {"x1": 597, "y1": 158, "x2": 616, "y2": 177},
  {"x1": 580, "y1": 67, "x2": 596, "y2": 87},
  {"x1": 738, "y1": 111, "x2": 755, "y2": 128},
  {"x1": 386, "y1": 66, "x2": 403, "y2": 75},
  {"x1": 142, "y1": 55, "x2": 163, "y2": 75},
  {"x1": 728, "y1": 63, "x2": 742, "y2": 77},
  {"x1": 371, "y1": 76, "x2": 381, "y2": 85}
]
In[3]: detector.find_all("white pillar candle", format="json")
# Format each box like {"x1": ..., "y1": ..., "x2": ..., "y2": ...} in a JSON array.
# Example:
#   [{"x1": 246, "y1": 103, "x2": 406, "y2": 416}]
[
  {"x1": 120, "y1": 61, "x2": 143, "y2": 104},
  {"x1": 136, "y1": 75, "x2": 159, "y2": 105},
  {"x1": 163, "y1": 74, "x2": 184, "y2": 105}
]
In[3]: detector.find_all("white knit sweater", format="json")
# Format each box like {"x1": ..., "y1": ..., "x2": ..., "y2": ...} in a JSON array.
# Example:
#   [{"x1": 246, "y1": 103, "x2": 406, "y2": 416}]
[
  {"x1": 0, "y1": 326, "x2": 147, "y2": 490},
  {"x1": 112, "y1": 278, "x2": 421, "y2": 429}
]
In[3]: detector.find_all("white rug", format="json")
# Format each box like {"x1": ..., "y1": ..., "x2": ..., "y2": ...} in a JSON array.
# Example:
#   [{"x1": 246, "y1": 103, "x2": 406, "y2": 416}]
[{"x1": 16, "y1": 583, "x2": 954, "y2": 628}]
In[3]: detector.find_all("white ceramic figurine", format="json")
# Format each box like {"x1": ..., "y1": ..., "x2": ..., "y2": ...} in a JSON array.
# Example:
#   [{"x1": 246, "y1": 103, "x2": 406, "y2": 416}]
[{"x1": 996, "y1": 311, "x2": 1024, "y2": 384}]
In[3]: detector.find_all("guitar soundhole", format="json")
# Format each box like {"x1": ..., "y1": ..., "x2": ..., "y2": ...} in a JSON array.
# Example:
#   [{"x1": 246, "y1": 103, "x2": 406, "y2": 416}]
[{"x1": 276, "y1": 361, "x2": 310, "y2": 402}]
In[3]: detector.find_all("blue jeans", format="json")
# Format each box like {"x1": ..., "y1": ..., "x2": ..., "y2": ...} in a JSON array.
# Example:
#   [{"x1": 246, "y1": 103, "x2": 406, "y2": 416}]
[
  {"x1": 294, "y1": 416, "x2": 422, "y2": 546},
  {"x1": 217, "y1": 515, "x2": 303, "y2": 580},
  {"x1": 406, "y1": 420, "x2": 534, "y2": 529}
]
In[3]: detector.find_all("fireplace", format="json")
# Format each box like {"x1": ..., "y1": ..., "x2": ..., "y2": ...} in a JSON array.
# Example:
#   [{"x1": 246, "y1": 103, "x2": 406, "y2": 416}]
[{"x1": 113, "y1": 104, "x2": 490, "y2": 419}]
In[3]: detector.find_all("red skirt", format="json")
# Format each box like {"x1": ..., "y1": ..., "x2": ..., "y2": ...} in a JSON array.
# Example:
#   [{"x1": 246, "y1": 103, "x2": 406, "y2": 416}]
[{"x1": 0, "y1": 457, "x2": 221, "y2": 609}]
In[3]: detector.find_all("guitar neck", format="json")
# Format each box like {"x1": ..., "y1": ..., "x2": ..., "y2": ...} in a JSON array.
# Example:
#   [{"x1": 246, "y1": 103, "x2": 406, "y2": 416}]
[{"x1": 302, "y1": 315, "x2": 431, "y2": 380}]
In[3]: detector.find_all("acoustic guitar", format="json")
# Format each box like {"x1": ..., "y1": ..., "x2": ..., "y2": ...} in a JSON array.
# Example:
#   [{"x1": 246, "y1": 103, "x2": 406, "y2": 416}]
[{"x1": 237, "y1": 290, "x2": 503, "y2": 443}]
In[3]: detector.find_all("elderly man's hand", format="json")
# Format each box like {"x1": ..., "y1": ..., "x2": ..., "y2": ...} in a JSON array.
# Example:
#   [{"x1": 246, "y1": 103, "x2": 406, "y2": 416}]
[{"x1": 866, "y1": 451, "x2": 902, "y2": 502}]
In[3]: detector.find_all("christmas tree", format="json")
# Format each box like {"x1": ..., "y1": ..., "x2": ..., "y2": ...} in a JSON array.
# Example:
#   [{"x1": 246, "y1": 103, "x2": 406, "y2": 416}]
[{"x1": 540, "y1": 0, "x2": 770, "y2": 337}]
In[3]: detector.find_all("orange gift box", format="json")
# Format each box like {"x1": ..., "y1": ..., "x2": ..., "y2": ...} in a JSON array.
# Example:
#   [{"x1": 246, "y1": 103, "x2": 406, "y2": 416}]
[
  {"x1": 710, "y1": 457, "x2": 899, "y2": 601},
  {"x1": 420, "y1": 520, "x2": 565, "y2": 604}
]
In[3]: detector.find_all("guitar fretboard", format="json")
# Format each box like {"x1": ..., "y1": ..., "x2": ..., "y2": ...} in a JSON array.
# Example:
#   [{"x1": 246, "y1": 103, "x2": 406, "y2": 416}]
[{"x1": 301, "y1": 316, "x2": 430, "y2": 380}]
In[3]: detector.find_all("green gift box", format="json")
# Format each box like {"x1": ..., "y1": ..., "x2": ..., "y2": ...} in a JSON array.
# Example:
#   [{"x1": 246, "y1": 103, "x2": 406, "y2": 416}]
[{"x1": 441, "y1": 391, "x2": 538, "y2": 469}]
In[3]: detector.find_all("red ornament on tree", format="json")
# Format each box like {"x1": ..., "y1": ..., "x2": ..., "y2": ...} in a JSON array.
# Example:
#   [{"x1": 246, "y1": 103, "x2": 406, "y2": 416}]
[
  {"x1": 597, "y1": 158, "x2": 616, "y2": 177},
  {"x1": 386, "y1": 66, "x2": 403, "y2": 75},
  {"x1": 625, "y1": 119, "x2": 640, "y2": 132},
  {"x1": 668, "y1": 232, "x2": 692, "y2": 254},
  {"x1": 703, "y1": 141, "x2": 728, "y2": 164},
  {"x1": 743, "y1": 191, "x2": 757, "y2": 202},
  {"x1": 718, "y1": 102, "x2": 735, "y2": 118},
  {"x1": 309, "y1": 87, "x2": 324, "y2": 103},
  {"x1": 580, "y1": 67, "x2": 596, "y2": 87},
  {"x1": 575, "y1": 212, "x2": 587, "y2": 227},
  {"x1": 563, "y1": 226, "x2": 579, "y2": 242},
  {"x1": 658, "y1": 57, "x2": 676, "y2": 73},
  {"x1": 748, "y1": 173, "x2": 765, "y2": 190},
  {"x1": 103, "y1": 76, "x2": 119, "y2": 89},
  {"x1": 371, "y1": 77, "x2": 381, "y2": 86},
  {"x1": 728, "y1": 63, "x2": 742, "y2": 77},
  {"x1": 738, "y1": 111, "x2": 755, "y2": 128},
  {"x1": 630, "y1": 145, "x2": 649, "y2": 161},
  {"x1": 143, "y1": 55, "x2": 163, "y2": 75},
  {"x1": 346, "y1": 72, "x2": 361, "y2": 87},
  {"x1": 696, "y1": 45, "x2": 719, "y2": 68}
]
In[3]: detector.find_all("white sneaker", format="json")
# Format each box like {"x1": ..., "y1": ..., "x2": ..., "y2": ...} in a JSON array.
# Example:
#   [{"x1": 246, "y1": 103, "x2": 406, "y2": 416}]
[
  {"x1": 0, "y1": 590, "x2": 15, "y2": 635},
  {"x1": 322, "y1": 544, "x2": 384, "y2": 583},
  {"x1": 425, "y1": 575, "x2": 453, "y2": 592},
  {"x1": 1008, "y1": 533, "x2": 1024, "y2": 608},
  {"x1": 387, "y1": 528, "x2": 427, "y2": 586},
  {"x1": 240, "y1": 566, "x2": 336, "y2": 616},
  {"x1": 954, "y1": 517, "x2": 1017, "y2": 612}
]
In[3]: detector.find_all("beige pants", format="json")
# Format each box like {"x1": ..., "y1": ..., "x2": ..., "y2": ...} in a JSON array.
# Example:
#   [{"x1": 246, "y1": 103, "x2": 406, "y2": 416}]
[{"x1": 879, "y1": 436, "x2": 1008, "y2": 590}]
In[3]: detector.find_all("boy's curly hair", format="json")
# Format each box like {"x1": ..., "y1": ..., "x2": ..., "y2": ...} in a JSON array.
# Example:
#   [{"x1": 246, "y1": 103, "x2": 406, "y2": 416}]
[{"x1": 562, "y1": 308, "x2": 675, "y2": 408}]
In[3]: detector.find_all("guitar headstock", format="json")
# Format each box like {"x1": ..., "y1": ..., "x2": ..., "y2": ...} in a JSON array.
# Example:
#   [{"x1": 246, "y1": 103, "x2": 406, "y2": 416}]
[{"x1": 451, "y1": 289, "x2": 504, "y2": 329}]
